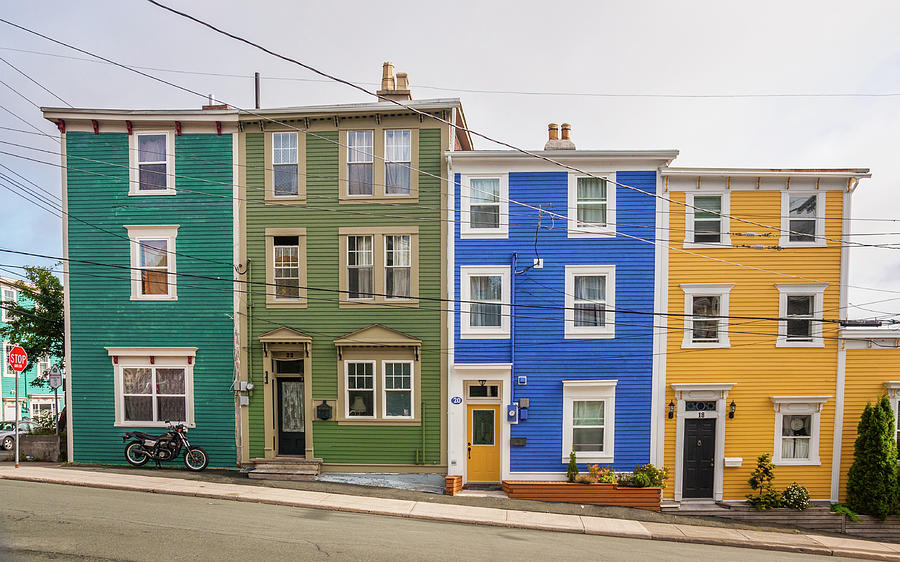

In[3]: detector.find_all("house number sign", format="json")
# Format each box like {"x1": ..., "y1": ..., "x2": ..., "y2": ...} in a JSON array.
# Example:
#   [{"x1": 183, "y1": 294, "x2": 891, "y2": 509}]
[{"x1": 450, "y1": 396, "x2": 462, "y2": 405}]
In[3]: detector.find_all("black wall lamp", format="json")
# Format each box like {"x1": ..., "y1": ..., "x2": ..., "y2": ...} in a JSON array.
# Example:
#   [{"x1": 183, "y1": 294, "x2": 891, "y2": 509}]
[
  {"x1": 667, "y1": 400, "x2": 675, "y2": 419},
  {"x1": 729, "y1": 400, "x2": 736, "y2": 419}
]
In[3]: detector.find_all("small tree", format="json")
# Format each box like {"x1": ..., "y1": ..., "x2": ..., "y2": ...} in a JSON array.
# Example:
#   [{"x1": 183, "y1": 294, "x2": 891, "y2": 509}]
[
  {"x1": 566, "y1": 450, "x2": 579, "y2": 483},
  {"x1": 846, "y1": 396, "x2": 899, "y2": 520},
  {"x1": 746, "y1": 453, "x2": 781, "y2": 510},
  {"x1": 0, "y1": 266, "x2": 64, "y2": 365}
]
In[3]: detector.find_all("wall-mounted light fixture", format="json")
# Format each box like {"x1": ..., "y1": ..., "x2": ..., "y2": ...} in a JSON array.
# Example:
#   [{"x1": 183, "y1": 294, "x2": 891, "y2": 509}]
[
  {"x1": 729, "y1": 400, "x2": 736, "y2": 419},
  {"x1": 668, "y1": 400, "x2": 675, "y2": 419},
  {"x1": 478, "y1": 379, "x2": 486, "y2": 387}
]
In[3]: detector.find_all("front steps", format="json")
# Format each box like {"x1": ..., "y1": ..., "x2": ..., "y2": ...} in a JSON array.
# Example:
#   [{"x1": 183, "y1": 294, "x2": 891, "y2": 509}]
[{"x1": 242, "y1": 457, "x2": 323, "y2": 481}]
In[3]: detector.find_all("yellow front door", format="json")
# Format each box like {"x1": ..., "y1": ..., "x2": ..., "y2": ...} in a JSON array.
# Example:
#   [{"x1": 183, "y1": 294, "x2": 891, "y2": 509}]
[{"x1": 467, "y1": 404, "x2": 500, "y2": 482}]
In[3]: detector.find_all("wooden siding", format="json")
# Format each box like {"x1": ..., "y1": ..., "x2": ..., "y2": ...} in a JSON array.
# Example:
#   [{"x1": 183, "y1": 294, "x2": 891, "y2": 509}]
[
  {"x1": 664, "y1": 189, "x2": 844, "y2": 500},
  {"x1": 65, "y1": 131, "x2": 236, "y2": 468},
  {"x1": 454, "y1": 170, "x2": 658, "y2": 473},
  {"x1": 244, "y1": 127, "x2": 446, "y2": 465},
  {"x1": 838, "y1": 348, "x2": 900, "y2": 503}
]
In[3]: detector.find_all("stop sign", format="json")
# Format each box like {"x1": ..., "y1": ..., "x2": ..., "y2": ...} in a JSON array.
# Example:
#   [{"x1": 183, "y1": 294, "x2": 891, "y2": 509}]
[{"x1": 8, "y1": 346, "x2": 27, "y2": 372}]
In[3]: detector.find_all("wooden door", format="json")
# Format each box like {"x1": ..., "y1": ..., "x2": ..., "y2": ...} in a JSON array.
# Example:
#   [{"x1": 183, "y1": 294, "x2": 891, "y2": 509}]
[
  {"x1": 467, "y1": 404, "x2": 500, "y2": 482},
  {"x1": 683, "y1": 418, "x2": 716, "y2": 498}
]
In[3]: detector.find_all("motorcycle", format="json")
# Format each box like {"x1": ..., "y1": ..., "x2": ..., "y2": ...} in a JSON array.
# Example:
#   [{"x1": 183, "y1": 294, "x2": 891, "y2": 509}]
[{"x1": 122, "y1": 422, "x2": 209, "y2": 471}]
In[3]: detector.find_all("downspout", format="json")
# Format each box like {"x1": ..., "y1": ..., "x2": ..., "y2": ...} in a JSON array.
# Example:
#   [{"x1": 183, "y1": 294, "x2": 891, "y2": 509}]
[{"x1": 511, "y1": 253, "x2": 517, "y2": 405}]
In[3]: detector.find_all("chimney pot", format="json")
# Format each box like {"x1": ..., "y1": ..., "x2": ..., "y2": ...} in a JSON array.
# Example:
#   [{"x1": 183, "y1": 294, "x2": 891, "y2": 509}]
[
  {"x1": 381, "y1": 62, "x2": 396, "y2": 91},
  {"x1": 376, "y1": 62, "x2": 412, "y2": 101},
  {"x1": 396, "y1": 72, "x2": 409, "y2": 91},
  {"x1": 561, "y1": 123, "x2": 571, "y2": 140},
  {"x1": 548, "y1": 123, "x2": 559, "y2": 140}
]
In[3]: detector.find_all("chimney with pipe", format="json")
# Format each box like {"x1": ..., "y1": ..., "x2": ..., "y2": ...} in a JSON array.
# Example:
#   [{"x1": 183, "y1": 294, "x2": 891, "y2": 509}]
[
  {"x1": 376, "y1": 62, "x2": 412, "y2": 101},
  {"x1": 543, "y1": 121, "x2": 575, "y2": 150},
  {"x1": 202, "y1": 93, "x2": 230, "y2": 111}
]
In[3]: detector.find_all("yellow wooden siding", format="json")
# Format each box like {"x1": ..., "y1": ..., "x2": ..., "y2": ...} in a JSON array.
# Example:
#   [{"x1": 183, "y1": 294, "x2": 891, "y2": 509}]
[
  {"x1": 664, "y1": 189, "x2": 844, "y2": 500},
  {"x1": 838, "y1": 348, "x2": 900, "y2": 502}
]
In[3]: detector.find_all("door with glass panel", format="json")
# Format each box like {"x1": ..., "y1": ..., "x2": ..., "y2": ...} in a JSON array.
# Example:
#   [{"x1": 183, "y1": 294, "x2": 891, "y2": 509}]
[
  {"x1": 275, "y1": 359, "x2": 305, "y2": 456},
  {"x1": 466, "y1": 404, "x2": 500, "y2": 482}
]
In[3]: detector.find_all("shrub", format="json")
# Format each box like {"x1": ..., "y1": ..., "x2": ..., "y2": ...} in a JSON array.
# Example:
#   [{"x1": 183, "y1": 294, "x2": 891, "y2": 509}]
[
  {"x1": 575, "y1": 474, "x2": 596, "y2": 484},
  {"x1": 633, "y1": 463, "x2": 670, "y2": 488},
  {"x1": 595, "y1": 466, "x2": 617, "y2": 484},
  {"x1": 566, "y1": 450, "x2": 579, "y2": 483},
  {"x1": 31, "y1": 411, "x2": 56, "y2": 434},
  {"x1": 616, "y1": 472, "x2": 632, "y2": 487},
  {"x1": 846, "y1": 396, "x2": 900, "y2": 520},
  {"x1": 746, "y1": 453, "x2": 781, "y2": 510},
  {"x1": 781, "y1": 482, "x2": 810, "y2": 511},
  {"x1": 830, "y1": 503, "x2": 861, "y2": 523},
  {"x1": 631, "y1": 472, "x2": 651, "y2": 488}
]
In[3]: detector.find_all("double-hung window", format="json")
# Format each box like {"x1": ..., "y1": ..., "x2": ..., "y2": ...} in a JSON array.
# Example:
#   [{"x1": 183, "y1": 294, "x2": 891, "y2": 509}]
[
  {"x1": 565, "y1": 266, "x2": 615, "y2": 339},
  {"x1": 685, "y1": 193, "x2": 730, "y2": 247},
  {"x1": 129, "y1": 131, "x2": 174, "y2": 195},
  {"x1": 110, "y1": 348, "x2": 195, "y2": 427},
  {"x1": 777, "y1": 284, "x2": 826, "y2": 347},
  {"x1": 562, "y1": 380, "x2": 616, "y2": 463},
  {"x1": 460, "y1": 266, "x2": 510, "y2": 338},
  {"x1": 273, "y1": 236, "x2": 300, "y2": 299},
  {"x1": 771, "y1": 396, "x2": 827, "y2": 465},
  {"x1": 1, "y1": 287, "x2": 16, "y2": 322},
  {"x1": 346, "y1": 361, "x2": 375, "y2": 418},
  {"x1": 35, "y1": 357, "x2": 50, "y2": 378},
  {"x1": 385, "y1": 235, "x2": 411, "y2": 299},
  {"x1": 461, "y1": 176, "x2": 508, "y2": 238},
  {"x1": 681, "y1": 284, "x2": 733, "y2": 348},
  {"x1": 347, "y1": 235, "x2": 374, "y2": 299},
  {"x1": 1, "y1": 342, "x2": 11, "y2": 377},
  {"x1": 127, "y1": 226, "x2": 178, "y2": 301},
  {"x1": 568, "y1": 174, "x2": 615, "y2": 237},
  {"x1": 272, "y1": 132, "x2": 299, "y2": 197},
  {"x1": 781, "y1": 192, "x2": 825, "y2": 247},
  {"x1": 384, "y1": 130, "x2": 411, "y2": 195},
  {"x1": 347, "y1": 130, "x2": 374, "y2": 196},
  {"x1": 383, "y1": 361, "x2": 413, "y2": 418}
]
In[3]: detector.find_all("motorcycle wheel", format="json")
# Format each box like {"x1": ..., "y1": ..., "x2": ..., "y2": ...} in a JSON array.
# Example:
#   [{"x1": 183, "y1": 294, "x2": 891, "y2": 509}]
[
  {"x1": 2, "y1": 436, "x2": 13, "y2": 451},
  {"x1": 124, "y1": 441, "x2": 149, "y2": 467},
  {"x1": 183, "y1": 446, "x2": 209, "y2": 471}
]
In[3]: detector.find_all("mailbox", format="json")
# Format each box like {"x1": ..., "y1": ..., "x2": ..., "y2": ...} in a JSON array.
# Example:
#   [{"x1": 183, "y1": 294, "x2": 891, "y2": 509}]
[{"x1": 316, "y1": 401, "x2": 333, "y2": 420}]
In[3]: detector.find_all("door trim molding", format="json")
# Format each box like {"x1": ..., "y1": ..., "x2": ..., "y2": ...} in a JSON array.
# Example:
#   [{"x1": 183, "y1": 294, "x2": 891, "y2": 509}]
[{"x1": 672, "y1": 383, "x2": 735, "y2": 502}]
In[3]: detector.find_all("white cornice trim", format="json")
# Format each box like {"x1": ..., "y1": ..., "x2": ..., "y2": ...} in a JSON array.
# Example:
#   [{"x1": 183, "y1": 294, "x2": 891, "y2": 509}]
[
  {"x1": 105, "y1": 347, "x2": 197, "y2": 357},
  {"x1": 663, "y1": 167, "x2": 870, "y2": 178},
  {"x1": 671, "y1": 383, "x2": 736, "y2": 392}
]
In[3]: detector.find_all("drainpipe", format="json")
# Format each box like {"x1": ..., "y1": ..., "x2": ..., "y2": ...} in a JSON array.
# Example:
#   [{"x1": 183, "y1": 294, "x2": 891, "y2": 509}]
[{"x1": 511, "y1": 253, "x2": 517, "y2": 405}]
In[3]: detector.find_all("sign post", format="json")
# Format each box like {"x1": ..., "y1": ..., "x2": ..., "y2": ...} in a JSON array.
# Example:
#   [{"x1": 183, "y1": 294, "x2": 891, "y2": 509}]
[
  {"x1": 8, "y1": 346, "x2": 28, "y2": 469},
  {"x1": 48, "y1": 365, "x2": 62, "y2": 435}
]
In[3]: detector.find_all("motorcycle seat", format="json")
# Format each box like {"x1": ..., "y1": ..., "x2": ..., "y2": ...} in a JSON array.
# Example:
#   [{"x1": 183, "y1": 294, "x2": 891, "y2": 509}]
[{"x1": 131, "y1": 431, "x2": 164, "y2": 441}]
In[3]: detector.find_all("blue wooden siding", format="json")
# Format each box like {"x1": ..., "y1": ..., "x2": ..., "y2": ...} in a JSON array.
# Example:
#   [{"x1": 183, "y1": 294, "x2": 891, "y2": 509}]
[{"x1": 454, "y1": 170, "x2": 657, "y2": 472}]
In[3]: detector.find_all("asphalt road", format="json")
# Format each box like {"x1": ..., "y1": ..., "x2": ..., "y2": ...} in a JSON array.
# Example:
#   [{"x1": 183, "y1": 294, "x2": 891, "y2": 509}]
[{"x1": 0, "y1": 480, "x2": 849, "y2": 561}]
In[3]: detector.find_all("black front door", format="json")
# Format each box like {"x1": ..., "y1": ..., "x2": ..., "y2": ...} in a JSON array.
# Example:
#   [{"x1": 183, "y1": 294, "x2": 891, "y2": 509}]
[
  {"x1": 277, "y1": 378, "x2": 305, "y2": 455},
  {"x1": 683, "y1": 418, "x2": 716, "y2": 498}
]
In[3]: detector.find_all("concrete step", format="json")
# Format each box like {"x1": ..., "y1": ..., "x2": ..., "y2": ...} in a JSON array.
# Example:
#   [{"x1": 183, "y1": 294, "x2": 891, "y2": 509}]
[{"x1": 242, "y1": 457, "x2": 323, "y2": 482}]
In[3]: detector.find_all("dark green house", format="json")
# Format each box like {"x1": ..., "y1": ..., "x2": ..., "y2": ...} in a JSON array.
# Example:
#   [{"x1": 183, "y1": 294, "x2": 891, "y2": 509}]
[{"x1": 238, "y1": 65, "x2": 471, "y2": 476}]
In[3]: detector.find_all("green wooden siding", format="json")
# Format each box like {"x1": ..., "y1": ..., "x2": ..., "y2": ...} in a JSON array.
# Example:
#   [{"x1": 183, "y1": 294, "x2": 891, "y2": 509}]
[
  {"x1": 246, "y1": 127, "x2": 445, "y2": 465},
  {"x1": 65, "y1": 131, "x2": 236, "y2": 468}
]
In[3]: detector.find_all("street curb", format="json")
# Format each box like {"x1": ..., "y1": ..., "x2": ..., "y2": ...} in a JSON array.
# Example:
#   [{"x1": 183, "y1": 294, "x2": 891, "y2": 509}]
[{"x1": 2, "y1": 471, "x2": 898, "y2": 560}]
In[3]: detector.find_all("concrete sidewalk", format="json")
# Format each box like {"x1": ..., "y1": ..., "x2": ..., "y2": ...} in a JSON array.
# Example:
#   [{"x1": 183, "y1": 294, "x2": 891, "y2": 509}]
[{"x1": 1, "y1": 466, "x2": 898, "y2": 560}]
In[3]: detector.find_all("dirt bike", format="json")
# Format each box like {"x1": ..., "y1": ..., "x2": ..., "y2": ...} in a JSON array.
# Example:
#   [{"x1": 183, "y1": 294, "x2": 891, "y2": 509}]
[{"x1": 122, "y1": 422, "x2": 209, "y2": 471}]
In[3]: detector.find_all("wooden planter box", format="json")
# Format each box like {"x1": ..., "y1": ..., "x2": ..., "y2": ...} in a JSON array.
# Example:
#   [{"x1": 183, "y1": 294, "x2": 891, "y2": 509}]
[
  {"x1": 444, "y1": 475, "x2": 463, "y2": 496},
  {"x1": 502, "y1": 481, "x2": 662, "y2": 511},
  {"x1": 844, "y1": 514, "x2": 900, "y2": 542}
]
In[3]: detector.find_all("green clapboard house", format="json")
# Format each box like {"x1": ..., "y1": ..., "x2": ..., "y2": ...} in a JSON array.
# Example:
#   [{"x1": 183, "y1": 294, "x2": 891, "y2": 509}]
[
  {"x1": 238, "y1": 65, "x2": 471, "y2": 477},
  {"x1": 42, "y1": 106, "x2": 240, "y2": 467}
]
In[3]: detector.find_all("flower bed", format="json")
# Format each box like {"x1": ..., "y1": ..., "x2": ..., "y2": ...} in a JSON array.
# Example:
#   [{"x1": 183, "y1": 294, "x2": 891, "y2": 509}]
[{"x1": 501, "y1": 481, "x2": 662, "y2": 511}]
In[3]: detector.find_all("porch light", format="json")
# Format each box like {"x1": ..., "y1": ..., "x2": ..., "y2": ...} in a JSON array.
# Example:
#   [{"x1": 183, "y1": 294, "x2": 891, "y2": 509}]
[
  {"x1": 729, "y1": 400, "x2": 736, "y2": 419},
  {"x1": 667, "y1": 400, "x2": 675, "y2": 419},
  {"x1": 478, "y1": 379, "x2": 486, "y2": 387}
]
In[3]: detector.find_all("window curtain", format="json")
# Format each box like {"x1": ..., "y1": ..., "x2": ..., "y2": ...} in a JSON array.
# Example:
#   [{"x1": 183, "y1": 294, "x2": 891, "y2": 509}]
[{"x1": 471, "y1": 275, "x2": 501, "y2": 326}]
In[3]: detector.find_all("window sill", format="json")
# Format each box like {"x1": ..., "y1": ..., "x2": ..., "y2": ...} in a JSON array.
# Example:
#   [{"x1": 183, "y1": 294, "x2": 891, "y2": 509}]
[
  {"x1": 683, "y1": 242, "x2": 732, "y2": 250},
  {"x1": 564, "y1": 331, "x2": 615, "y2": 340},
  {"x1": 339, "y1": 194, "x2": 419, "y2": 204},
  {"x1": 682, "y1": 340, "x2": 731, "y2": 349},
  {"x1": 461, "y1": 332, "x2": 510, "y2": 340},
  {"x1": 130, "y1": 295, "x2": 178, "y2": 302},
  {"x1": 776, "y1": 340, "x2": 825, "y2": 348},
  {"x1": 128, "y1": 189, "x2": 177, "y2": 197},
  {"x1": 115, "y1": 421, "x2": 195, "y2": 429},
  {"x1": 337, "y1": 419, "x2": 422, "y2": 426},
  {"x1": 773, "y1": 459, "x2": 821, "y2": 466},
  {"x1": 340, "y1": 299, "x2": 418, "y2": 309},
  {"x1": 265, "y1": 196, "x2": 306, "y2": 206},
  {"x1": 266, "y1": 299, "x2": 308, "y2": 309},
  {"x1": 567, "y1": 230, "x2": 616, "y2": 239},
  {"x1": 779, "y1": 242, "x2": 828, "y2": 249},
  {"x1": 460, "y1": 231, "x2": 509, "y2": 240},
  {"x1": 561, "y1": 454, "x2": 614, "y2": 464}
]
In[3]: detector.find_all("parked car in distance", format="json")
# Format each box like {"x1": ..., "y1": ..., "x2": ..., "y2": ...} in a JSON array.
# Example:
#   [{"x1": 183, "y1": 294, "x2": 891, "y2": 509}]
[{"x1": 0, "y1": 421, "x2": 36, "y2": 450}]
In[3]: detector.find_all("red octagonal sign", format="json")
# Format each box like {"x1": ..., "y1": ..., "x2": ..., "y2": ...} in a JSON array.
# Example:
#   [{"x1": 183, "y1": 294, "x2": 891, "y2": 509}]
[{"x1": 8, "y1": 346, "x2": 27, "y2": 372}]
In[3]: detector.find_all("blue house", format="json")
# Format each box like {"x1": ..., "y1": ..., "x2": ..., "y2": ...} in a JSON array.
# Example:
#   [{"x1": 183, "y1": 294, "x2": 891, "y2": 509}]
[{"x1": 447, "y1": 124, "x2": 677, "y2": 483}]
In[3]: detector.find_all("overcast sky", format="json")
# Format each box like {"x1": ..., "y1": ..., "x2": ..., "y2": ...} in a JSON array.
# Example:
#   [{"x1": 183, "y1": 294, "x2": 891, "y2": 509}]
[{"x1": 1, "y1": 1, "x2": 899, "y2": 319}]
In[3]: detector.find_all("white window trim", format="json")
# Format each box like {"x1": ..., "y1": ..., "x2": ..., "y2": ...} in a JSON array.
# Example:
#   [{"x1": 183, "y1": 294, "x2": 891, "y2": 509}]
[
  {"x1": 776, "y1": 283, "x2": 827, "y2": 347},
  {"x1": 1, "y1": 287, "x2": 17, "y2": 322},
  {"x1": 1, "y1": 341, "x2": 12, "y2": 377},
  {"x1": 381, "y1": 360, "x2": 414, "y2": 419},
  {"x1": 567, "y1": 172, "x2": 616, "y2": 238},
  {"x1": 564, "y1": 265, "x2": 615, "y2": 339},
  {"x1": 107, "y1": 347, "x2": 196, "y2": 428},
  {"x1": 561, "y1": 380, "x2": 617, "y2": 463},
  {"x1": 780, "y1": 191, "x2": 826, "y2": 248},
  {"x1": 771, "y1": 396, "x2": 829, "y2": 466},
  {"x1": 681, "y1": 283, "x2": 734, "y2": 348},
  {"x1": 460, "y1": 174, "x2": 508, "y2": 239},
  {"x1": 684, "y1": 192, "x2": 731, "y2": 249},
  {"x1": 460, "y1": 265, "x2": 510, "y2": 339},
  {"x1": 126, "y1": 225, "x2": 179, "y2": 301},
  {"x1": 128, "y1": 130, "x2": 176, "y2": 196},
  {"x1": 345, "y1": 360, "x2": 377, "y2": 420}
]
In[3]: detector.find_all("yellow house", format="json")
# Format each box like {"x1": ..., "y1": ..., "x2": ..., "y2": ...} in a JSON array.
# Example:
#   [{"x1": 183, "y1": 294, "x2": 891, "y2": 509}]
[
  {"x1": 655, "y1": 167, "x2": 870, "y2": 505},
  {"x1": 837, "y1": 328, "x2": 900, "y2": 503}
]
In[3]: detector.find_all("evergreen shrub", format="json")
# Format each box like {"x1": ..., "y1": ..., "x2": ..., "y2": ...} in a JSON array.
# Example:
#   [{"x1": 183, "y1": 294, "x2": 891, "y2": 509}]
[{"x1": 846, "y1": 396, "x2": 900, "y2": 520}]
